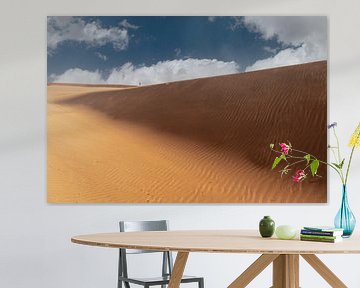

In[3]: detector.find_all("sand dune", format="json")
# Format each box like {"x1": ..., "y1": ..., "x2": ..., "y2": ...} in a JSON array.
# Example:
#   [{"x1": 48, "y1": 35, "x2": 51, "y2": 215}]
[{"x1": 48, "y1": 61, "x2": 327, "y2": 203}]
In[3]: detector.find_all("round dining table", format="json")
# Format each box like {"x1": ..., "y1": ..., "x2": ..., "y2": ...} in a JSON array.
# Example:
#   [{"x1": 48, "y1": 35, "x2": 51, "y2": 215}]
[{"x1": 72, "y1": 230, "x2": 360, "y2": 288}]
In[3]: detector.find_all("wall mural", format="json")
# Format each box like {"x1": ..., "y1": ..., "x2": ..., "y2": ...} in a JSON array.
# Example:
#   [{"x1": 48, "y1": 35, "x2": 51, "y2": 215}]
[{"x1": 47, "y1": 16, "x2": 327, "y2": 203}]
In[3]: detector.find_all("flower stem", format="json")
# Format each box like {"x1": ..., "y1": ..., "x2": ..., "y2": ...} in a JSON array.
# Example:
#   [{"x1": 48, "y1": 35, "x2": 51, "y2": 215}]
[
  {"x1": 291, "y1": 148, "x2": 341, "y2": 172},
  {"x1": 330, "y1": 147, "x2": 339, "y2": 164},
  {"x1": 286, "y1": 159, "x2": 306, "y2": 168},
  {"x1": 345, "y1": 129, "x2": 360, "y2": 185},
  {"x1": 272, "y1": 148, "x2": 344, "y2": 182},
  {"x1": 332, "y1": 127, "x2": 345, "y2": 181},
  {"x1": 333, "y1": 127, "x2": 343, "y2": 165},
  {"x1": 345, "y1": 145, "x2": 356, "y2": 185}
]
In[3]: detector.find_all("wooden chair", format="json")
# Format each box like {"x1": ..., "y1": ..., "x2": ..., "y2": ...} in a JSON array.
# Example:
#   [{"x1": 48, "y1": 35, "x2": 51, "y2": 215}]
[{"x1": 118, "y1": 220, "x2": 204, "y2": 288}]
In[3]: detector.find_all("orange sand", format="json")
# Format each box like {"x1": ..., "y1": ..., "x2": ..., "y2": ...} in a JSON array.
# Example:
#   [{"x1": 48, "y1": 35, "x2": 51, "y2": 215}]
[{"x1": 47, "y1": 61, "x2": 327, "y2": 203}]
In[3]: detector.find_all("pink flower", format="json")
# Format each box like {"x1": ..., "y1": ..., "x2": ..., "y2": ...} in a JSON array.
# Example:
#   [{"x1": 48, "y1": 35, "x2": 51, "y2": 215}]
[
  {"x1": 279, "y1": 143, "x2": 290, "y2": 155},
  {"x1": 292, "y1": 170, "x2": 306, "y2": 183}
]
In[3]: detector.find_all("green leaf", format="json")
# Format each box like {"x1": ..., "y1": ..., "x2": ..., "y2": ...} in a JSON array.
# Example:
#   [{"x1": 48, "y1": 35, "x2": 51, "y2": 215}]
[
  {"x1": 272, "y1": 157, "x2": 282, "y2": 169},
  {"x1": 332, "y1": 162, "x2": 341, "y2": 169},
  {"x1": 310, "y1": 160, "x2": 320, "y2": 176},
  {"x1": 304, "y1": 154, "x2": 311, "y2": 164},
  {"x1": 332, "y1": 159, "x2": 345, "y2": 169},
  {"x1": 269, "y1": 144, "x2": 274, "y2": 149},
  {"x1": 339, "y1": 158, "x2": 345, "y2": 169}
]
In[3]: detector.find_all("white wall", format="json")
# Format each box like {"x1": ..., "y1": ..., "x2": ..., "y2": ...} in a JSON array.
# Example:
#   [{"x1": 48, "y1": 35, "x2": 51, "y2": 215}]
[{"x1": 1, "y1": 0, "x2": 360, "y2": 287}]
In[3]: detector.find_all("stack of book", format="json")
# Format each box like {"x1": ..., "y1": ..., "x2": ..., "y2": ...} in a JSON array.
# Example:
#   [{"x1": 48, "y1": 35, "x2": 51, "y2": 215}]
[{"x1": 300, "y1": 226, "x2": 344, "y2": 243}]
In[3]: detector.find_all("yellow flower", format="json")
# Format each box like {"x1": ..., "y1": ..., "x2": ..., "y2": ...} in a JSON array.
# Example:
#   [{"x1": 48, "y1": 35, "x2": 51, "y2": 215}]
[{"x1": 349, "y1": 122, "x2": 360, "y2": 147}]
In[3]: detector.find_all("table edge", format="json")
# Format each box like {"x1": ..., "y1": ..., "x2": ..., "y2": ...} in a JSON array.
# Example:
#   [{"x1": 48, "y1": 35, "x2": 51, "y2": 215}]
[{"x1": 71, "y1": 237, "x2": 360, "y2": 255}]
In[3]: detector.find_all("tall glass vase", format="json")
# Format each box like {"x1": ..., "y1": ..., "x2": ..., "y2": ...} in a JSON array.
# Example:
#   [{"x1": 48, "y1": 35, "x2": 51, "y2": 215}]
[{"x1": 334, "y1": 185, "x2": 356, "y2": 237}]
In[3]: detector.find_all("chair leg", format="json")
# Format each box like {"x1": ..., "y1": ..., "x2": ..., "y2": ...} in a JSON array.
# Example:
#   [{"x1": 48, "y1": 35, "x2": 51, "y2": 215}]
[
  {"x1": 198, "y1": 278, "x2": 204, "y2": 288},
  {"x1": 118, "y1": 249, "x2": 122, "y2": 288}
]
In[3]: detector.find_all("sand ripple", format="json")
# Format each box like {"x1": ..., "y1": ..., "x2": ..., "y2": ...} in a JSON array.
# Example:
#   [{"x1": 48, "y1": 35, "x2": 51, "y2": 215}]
[{"x1": 48, "y1": 61, "x2": 327, "y2": 203}]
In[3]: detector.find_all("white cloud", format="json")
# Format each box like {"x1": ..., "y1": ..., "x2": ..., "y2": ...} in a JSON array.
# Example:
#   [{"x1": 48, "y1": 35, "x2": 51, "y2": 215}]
[
  {"x1": 208, "y1": 16, "x2": 216, "y2": 22},
  {"x1": 47, "y1": 17, "x2": 129, "y2": 54},
  {"x1": 95, "y1": 52, "x2": 108, "y2": 61},
  {"x1": 263, "y1": 46, "x2": 278, "y2": 54},
  {"x1": 242, "y1": 16, "x2": 327, "y2": 71},
  {"x1": 107, "y1": 59, "x2": 239, "y2": 85},
  {"x1": 246, "y1": 45, "x2": 313, "y2": 72},
  {"x1": 174, "y1": 48, "x2": 182, "y2": 57},
  {"x1": 229, "y1": 17, "x2": 243, "y2": 31},
  {"x1": 49, "y1": 68, "x2": 105, "y2": 84},
  {"x1": 49, "y1": 58, "x2": 240, "y2": 85},
  {"x1": 243, "y1": 16, "x2": 327, "y2": 47},
  {"x1": 119, "y1": 19, "x2": 139, "y2": 30}
]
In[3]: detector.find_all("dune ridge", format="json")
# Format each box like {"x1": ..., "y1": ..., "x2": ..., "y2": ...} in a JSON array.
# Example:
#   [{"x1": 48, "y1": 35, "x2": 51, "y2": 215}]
[{"x1": 48, "y1": 61, "x2": 327, "y2": 203}]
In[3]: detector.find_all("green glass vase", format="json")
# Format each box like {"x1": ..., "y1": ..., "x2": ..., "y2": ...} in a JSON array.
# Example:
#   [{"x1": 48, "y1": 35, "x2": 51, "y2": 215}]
[{"x1": 259, "y1": 216, "x2": 275, "y2": 238}]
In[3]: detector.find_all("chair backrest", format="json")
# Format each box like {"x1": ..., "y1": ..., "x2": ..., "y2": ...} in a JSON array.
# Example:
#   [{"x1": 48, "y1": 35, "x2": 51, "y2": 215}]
[
  {"x1": 119, "y1": 220, "x2": 169, "y2": 254},
  {"x1": 118, "y1": 220, "x2": 174, "y2": 282}
]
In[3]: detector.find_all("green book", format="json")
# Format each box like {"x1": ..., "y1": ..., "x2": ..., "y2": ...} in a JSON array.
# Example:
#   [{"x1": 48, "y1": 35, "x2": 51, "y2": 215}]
[
  {"x1": 300, "y1": 234, "x2": 339, "y2": 240},
  {"x1": 300, "y1": 236, "x2": 342, "y2": 243},
  {"x1": 303, "y1": 226, "x2": 344, "y2": 233}
]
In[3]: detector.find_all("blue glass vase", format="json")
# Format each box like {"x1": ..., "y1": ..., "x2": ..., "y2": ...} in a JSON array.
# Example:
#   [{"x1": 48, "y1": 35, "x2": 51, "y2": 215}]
[{"x1": 334, "y1": 185, "x2": 356, "y2": 237}]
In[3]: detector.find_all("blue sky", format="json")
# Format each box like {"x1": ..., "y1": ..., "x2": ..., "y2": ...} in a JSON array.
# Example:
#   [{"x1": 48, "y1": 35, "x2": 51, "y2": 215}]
[{"x1": 47, "y1": 16, "x2": 327, "y2": 85}]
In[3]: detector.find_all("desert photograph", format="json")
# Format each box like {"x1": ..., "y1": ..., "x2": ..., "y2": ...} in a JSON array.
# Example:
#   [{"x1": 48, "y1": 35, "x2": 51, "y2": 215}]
[{"x1": 47, "y1": 16, "x2": 328, "y2": 203}]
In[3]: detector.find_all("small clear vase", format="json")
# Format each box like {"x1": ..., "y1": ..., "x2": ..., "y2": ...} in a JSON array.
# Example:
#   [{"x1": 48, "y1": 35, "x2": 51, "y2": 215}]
[{"x1": 334, "y1": 185, "x2": 356, "y2": 237}]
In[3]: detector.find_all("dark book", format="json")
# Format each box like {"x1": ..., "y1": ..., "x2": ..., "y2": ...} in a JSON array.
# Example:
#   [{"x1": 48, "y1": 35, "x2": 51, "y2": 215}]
[{"x1": 301, "y1": 229, "x2": 343, "y2": 237}]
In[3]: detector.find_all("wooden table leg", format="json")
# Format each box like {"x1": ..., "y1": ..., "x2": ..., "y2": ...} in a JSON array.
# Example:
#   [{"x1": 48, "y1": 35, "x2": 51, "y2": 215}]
[
  {"x1": 288, "y1": 254, "x2": 299, "y2": 288},
  {"x1": 228, "y1": 254, "x2": 279, "y2": 288},
  {"x1": 301, "y1": 254, "x2": 347, "y2": 288},
  {"x1": 272, "y1": 254, "x2": 299, "y2": 288},
  {"x1": 273, "y1": 254, "x2": 286, "y2": 287},
  {"x1": 168, "y1": 252, "x2": 189, "y2": 288}
]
